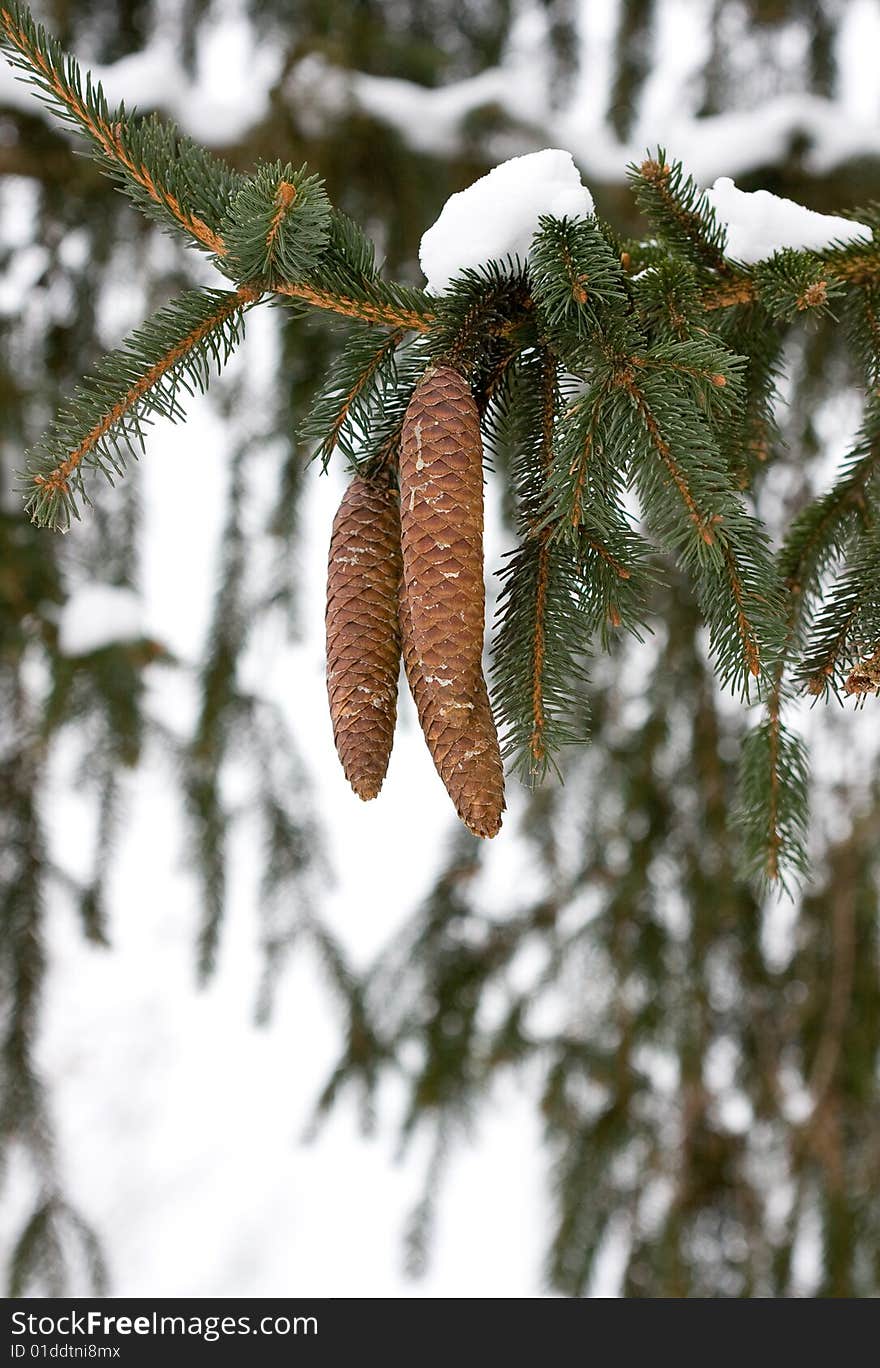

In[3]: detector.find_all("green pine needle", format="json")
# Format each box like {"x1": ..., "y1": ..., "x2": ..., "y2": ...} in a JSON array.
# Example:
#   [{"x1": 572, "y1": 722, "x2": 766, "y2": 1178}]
[
  {"x1": 529, "y1": 214, "x2": 631, "y2": 344},
  {"x1": 0, "y1": 3, "x2": 241, "y2": 254},
  {"x1": 491, "y1": 351, "x2": 592, "y2": 781},
  {"x1": 222, "y1": 162, "x2": 332, "y2": 284},
  {"x1": 798, "y1": 523, "x2": 880, "y2": 698},
  {"x1": 303, "y1": 323, "x2": 417, "y2": 472},
  {"x1": 493, "y1": 538, "x2": 591, "y2": 783},
  {"x1": 613, "y1": 363, "x2": 785, "y2": 695},
  {"x1": 737, "y1": 716, "x2": 811, "y2": 891},
  {"x1": 754, "y1": 249, "x2": 844, "y2": 323},
  {"x1": 628, "y1": 148, "x2": 731, "y2": 274},
  {"x1": 21, "y1": 286, "x2": 258, "y2": 529}
]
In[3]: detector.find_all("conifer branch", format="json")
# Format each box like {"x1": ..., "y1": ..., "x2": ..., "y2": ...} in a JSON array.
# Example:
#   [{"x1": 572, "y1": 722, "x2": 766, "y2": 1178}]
[
  {"x1": 700, "y1": 247, "x2": 880, "y2": 313},
  {"x1": 273, "y1": 280, "x2": 433, "y2": 330},
  {"x1": 493, "y1": 352, "x2": 590, "y2": 780},
  {"x1": 738, "y1": 710, "x2": 810, "y2": 890},
  {"x1": 824, "y1": 244, "x2": 880, "y2": 289},
  {"x1": 23, "y1": 285, "x2": 259, "y2": 528},
  {"x1": 632, "y1": 153, "x2": 731, "y2": 275},
  {"x1": 222, "y1": 162, "x2": 332, "y2": 284},
  {"x1": 305, "y1": 325, "x2": 408, "y2": 471},
  {"x1": 0, "y1": 4, "x2": 235, "y2": 254},
  {"x1": 0, "y1": 6, "x2": 434, "y2": 333},
  {"x1": 530, "y1": 356, "x2": 560, "y2": 768},
  {"x1": 425, "y1": 262, "x2": 531, "y2": 373},
  {"x1": 862, "y1": 292, "x2": 880, "y2": 362},
  {"x1": 702, "y1": 278, "x2": 757, "y2": 311},
  {"x1": 631, "y1": 151, "x2": 878, "y2": 319},
  {"x1": 529, "y1": 215, "x2": 631, "y2": 343},
  {"x1": 789, "y1": 413, "x2": 880, "y2": 697},
  {"x1": 564, "y1": 382, "x2": 614, "y2": 531},
  {"x1": 719, "y1": 538, "x2": 761, "y2": 678},
  {"x1": 846, "y1": 285, "x2": 880, "y2": 388},
  {"x1": 621, "y1": 375, "x2": 717, "y2": 544},
  {"x1": 581, "y1": 535, "x2": 631, "y2": 580},
  {"x1": 800, "y1": 547, "x2": 880, "y2": 697},
  {"x1": 739, "y1": 417, "x2": 880, "y2": 883},
  {"x1": 744, "y1": 613, "x2": 808, "y2": 886},
  {"x1": 619, "y1": 366, "x2": 782, "y2": 691}
]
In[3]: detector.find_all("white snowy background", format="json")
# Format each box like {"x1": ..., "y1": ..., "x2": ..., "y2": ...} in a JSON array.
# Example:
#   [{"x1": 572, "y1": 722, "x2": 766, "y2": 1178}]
[{"x1": 2, "y1": 0, "x2": 880, "y2": 1297}]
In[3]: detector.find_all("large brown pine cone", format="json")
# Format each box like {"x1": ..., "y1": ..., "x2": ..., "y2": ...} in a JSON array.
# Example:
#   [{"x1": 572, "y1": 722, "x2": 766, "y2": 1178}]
[
  {"x1": 398, "y1": 365, "x2": 504, "y2": 837},
  {"x1": 326, "y1": 475, "x2": 402, "y2": 800}
]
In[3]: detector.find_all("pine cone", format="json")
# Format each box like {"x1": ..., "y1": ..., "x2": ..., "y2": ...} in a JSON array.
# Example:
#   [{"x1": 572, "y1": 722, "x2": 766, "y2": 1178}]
[
  {"x1": 326, "y1": 476, "x2": 402, "y2": 800},
  {"x1": 399, "y1": 365, "x2": 504, "y2": 837}
]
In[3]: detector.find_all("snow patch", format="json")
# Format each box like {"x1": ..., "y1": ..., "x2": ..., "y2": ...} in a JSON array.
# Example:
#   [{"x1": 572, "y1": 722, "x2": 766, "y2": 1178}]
[
  {"x1": 57, "y1": 584, "x2": 143, "y2": 657},
  {"x1": 419, "y1": 149, "x2": 595, "y2": 294},
  {"x1": 705, "y1": 176, "x2": 871, "y2": 265}
]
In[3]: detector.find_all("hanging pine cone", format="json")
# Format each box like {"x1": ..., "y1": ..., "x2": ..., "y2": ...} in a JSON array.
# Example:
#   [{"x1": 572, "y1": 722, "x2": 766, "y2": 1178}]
[
  {"x1": 398, "y1": 364, "x2": 505, "y2": 837},
  {"x1": 326, "y1": 475, "x2": 402, "y2": 800}
]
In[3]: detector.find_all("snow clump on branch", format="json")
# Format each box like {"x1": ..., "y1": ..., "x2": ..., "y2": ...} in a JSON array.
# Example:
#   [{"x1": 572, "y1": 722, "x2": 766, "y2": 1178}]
[
  {"x1": 419, "y1": 148, "x2": 595, "y2": 294},
  {"x1": 706, "y1": 176, "x2": 871, "y2": 265}
]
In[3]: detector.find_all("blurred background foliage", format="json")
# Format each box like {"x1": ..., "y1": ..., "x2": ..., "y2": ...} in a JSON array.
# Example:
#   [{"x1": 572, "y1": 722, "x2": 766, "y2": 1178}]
[{"x1": 2, "y1": 0, "x2": 879, "y2": 1297}]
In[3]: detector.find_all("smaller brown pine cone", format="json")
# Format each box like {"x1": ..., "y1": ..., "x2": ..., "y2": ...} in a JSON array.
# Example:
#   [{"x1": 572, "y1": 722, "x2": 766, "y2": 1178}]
[
  {"x1": 326, "y1": 476, "x2": 402, "y2": 800},
  {"x1": 399, "y1": 588, "x2": 505, "y2": 838}
]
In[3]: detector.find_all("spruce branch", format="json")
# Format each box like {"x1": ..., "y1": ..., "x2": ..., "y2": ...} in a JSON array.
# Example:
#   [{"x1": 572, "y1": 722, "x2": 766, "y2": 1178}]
[
  {"x1": 630, "y1": 151, "x2": 731, "y2": 275},
  {"x1": 712, "y1": 306, "x2": 783, "y2": 485},
  {"x1": 222, "y1": 162, "x2": 332, "y2": 285},
  {"x1": 798, "y1": 527, "x2": 880, "y2": 698},
  {"x1": 780, "y1": 422, "x2": 880, "y2": 602},
  {"x1": 783, "y1": 405, "x2": 880, "y2": 698},
  {"x1": 630, "y1": 257, "x2": 703, "y2": 340},
  {"x1": 286, "y1": 210, "x2": 435, "y2": 332},
  {"x1": 845, "y1": 284, "x2": 880, "y2": 388},
  {"x1": 616, "y1": 365, "x2": 783, "y2": 691},
  {"x1": 628, "y1": 151, "x2": 877, "y2": 317},
  {"x1": 739, "y1": 414, "x2": 880, "y2": 886},
  {"x1": 22, "y1": 285, "x2": 259, "y2": 529},
  {"x1": 529, "y1": 215, "x2": 631, "y2": 343},
  {"x1": 0, "y1": 6, "x2": 434, "y2": 333},
  {"x1": 492, "y1": 351, "x2": 591, "y2": 780},
  {"x1": 621, "y1": 376, "x2": 719, "y2": 545},
  {"x1": 494, "y1": 537, "x2": 590, "y2": 782},
  {"x1": 633, "y1": 339, "x2": 743, "y2": 406},
  {"x1": 822, "y1": 233, "x2": 880, "y2": 288},
  {"x1": 274, "y1": 264, "x2": 434, "y2": 332},
  {"x1": 426, "y1": 261, "x2": 532, "y2": 372},
  {"x1": 577, "y1": 518, "x2": 654, "y2": 647},
  {"x1": 304, "y1": 324, "x2": 409, "y2": 472},
  {"x1": 754, "y1": 250, "x2": 843, "y2": 323},
  {"x1": 529, "y1": 360, "x2": 565, "y2": 772},
  {"x1": 702, "y1": 278, "x2": 758, "y2": 312},
  {"x1": 701, "y1": 240, "x2": 880, "y2": 313},
  {"x1": 0, "y1": 3, "x2": 239, "y2": 255},
  {"x1": 738, "y1": 715, "x2": 810, "y2": 890},
  {"x1": 539, "y1": 372, "x2": 657, "y2": 649},
  {"x1": 545, "y1": 378, "x2": 618, "y2": 533}
]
